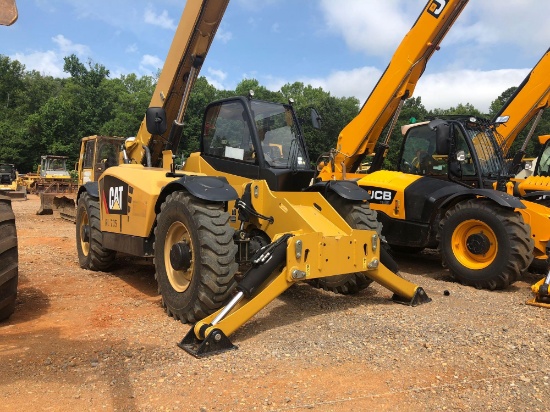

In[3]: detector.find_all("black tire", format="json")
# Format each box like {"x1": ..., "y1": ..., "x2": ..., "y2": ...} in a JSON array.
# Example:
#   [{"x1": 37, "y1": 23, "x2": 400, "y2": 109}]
[
  {"x1": 309, "y1": 195, "x2": 377, "y2": 294},
  {"x1": 0, "y1": 196, "x2": 18, "y2": 321},
  {"x1": 389, "y1": 245, "x2": 425, "y2": 254},
  {"x1": 439, "y1": 199, "x2": 534, "y2": 290},
  {"x1": 154, "y1": 191, "x2": 238, "y2": 323},
  {"x1": 528, "y1": 257, "x2": 548, "y2": 275},
  {"x1": 76, "y1": 193, "x2": 116, "y2": 271}
]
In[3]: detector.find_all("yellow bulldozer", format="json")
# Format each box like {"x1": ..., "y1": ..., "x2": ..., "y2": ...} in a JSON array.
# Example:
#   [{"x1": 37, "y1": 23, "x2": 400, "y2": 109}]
[
  {"x1": 0, "y1": 163, "x2": 27, "y2": 200},
  {"x1": 38, "y1": 136, "x2": 125, "y2": 219},
  {"x1": 75, "y1": 0, "x2": 438, "y2": 356}
]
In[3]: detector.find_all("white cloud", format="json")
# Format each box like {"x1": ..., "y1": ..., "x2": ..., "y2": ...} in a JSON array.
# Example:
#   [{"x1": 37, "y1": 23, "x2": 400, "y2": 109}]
[
  {"x1": 205, "y1": 67, "x2": 228, "y2": 90},
  {"x1": 319, "y1": 0, "x2": 419, "y2": 57},
  {"x1": 318, "y1": 0, "x2": 550, "y2": 60},
  {"x1": 262, "y1": 66, "x2": 529, "y2": 114},
  {"x1": 9, "y1": 35, "x2": 91, "y2": 77},
  {"x1": 52, "y1": 34, "x2": 91, "y2": 56},
  {"x1": 10, "y1": 51, "x2": 67, "y2": 78},
  {"x1": 216, "y1": 27, "x2": 233, "y2": 44},
  {"x1": 415, "y1": 68, "x2": 531, "y2": 113},
  {"x1": 139, "y1": 54, "x2": 163, "y2": 74},
  {"x1": 125, "y1": 44, "x2": 138, "y2": 54},
  {"x1": 144, "y1": 6, "x2": 176, "y2": 30}
]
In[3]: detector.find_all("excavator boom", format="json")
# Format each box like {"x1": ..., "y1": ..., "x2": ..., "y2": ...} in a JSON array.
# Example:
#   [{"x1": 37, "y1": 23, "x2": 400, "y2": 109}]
[
  {"x1": 318, "y1": 0, "x2": 468, "y2": 180},
  {"x1": 493, "y1": 48, "x2": 550, "y2": 154},
  {"x1": 126, "y1": 0, "x2": 229, "y2": 166}
]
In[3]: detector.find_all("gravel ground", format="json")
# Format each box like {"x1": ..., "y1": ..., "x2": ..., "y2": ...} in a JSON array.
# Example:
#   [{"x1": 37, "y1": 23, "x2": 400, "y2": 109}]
[{"x1": 1, "y1": 196, "x2": 549, "y2": 411}]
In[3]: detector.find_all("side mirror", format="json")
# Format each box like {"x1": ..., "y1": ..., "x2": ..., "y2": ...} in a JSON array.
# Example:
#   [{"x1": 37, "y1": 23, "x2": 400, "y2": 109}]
[
  {"x1": 146, "y1": 107, "x2": 167, "y2": 135},
  {"x1": 310, "y1": 108, "x2": 322, "y2": 129},
  {"x1": 429, "y1": 119, "x2": 451, "y2": 155}
]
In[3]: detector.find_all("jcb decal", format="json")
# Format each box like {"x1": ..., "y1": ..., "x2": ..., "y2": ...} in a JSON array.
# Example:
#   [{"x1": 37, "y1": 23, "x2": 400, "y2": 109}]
[
  {"x1": 427, "y1": 0, "x2": 446, "y2": 17},
  {"x1": 364, "y1": 187, "x2": 396, "y2": 204}
]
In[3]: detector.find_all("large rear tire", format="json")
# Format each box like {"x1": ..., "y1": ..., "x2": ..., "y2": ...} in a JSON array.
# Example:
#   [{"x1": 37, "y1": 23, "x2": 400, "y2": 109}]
[
  {"x1": 309, "y1": 195, "x2": 377, "y2": 294},
  {"x1": 76, "y1": 193, "x2": 116, "y2": 271},
  {"x1": 154, "y1": 192, "x2": 238, "y2": 323},
  {"x1": 0, "y1": 196, "x2": 18, "y2": 321},
  {"x1": 439, "y1": 199, "x2": 533, "y2": 290}
]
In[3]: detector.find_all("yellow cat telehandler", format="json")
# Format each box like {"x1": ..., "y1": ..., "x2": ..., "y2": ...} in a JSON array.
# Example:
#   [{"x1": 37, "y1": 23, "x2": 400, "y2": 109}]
[
  {"x1": 316, "y1": 0, "x2": 540, "y2": 291},
  {"x1": 76, "y1": 0, "x2": 435, "y2": 357}
]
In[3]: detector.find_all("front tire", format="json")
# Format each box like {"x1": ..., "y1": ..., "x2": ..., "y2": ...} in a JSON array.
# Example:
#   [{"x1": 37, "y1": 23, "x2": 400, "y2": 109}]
[
  {"x1": 154, "y1": 192, "x2": 238, "y2": 323},
  {"x1": 0, "y1": 196, "x2": 18, "y2": 321},
  {"x1": 309, "y1": 195, "x2": 377, "y2": 294},
  {"x1": 439, "y1": 199, "x2": 533, "y2": 290},
  {"x1": 76, "y1": 193, "x2": 116, "y2": 271}
]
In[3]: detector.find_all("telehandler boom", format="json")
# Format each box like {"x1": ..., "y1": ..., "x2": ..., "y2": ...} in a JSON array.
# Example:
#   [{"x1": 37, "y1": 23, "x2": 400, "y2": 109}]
[
  {"x1": 317, "y1": 0, "x2": 537, "y2": 290},
  {"x1": 76, "y1": 0, "x2": 430, "y2": 357}
]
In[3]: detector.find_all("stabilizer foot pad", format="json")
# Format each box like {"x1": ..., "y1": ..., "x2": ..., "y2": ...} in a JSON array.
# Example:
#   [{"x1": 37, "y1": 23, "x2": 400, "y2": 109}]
[
  {"x1": 178, "y1": 327, "x2": 237, "y2": 358},
  {"x1": 392, "y1": 287, "x2": 431, "y2": 307}
]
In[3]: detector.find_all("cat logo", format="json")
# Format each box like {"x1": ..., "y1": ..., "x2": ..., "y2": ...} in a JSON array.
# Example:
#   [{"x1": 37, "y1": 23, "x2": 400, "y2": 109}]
[
  {"x1": 427, "y1": 0, "x2": 446, "y2": 17},
  {"x1": 364, "y1": 187, "x2": 396, "y2": 204},
  {"x1": 109, "y1": 186, "x2": 124, "y2": 211},
  {"x1": 101, "y1": 175, "x2": 129, "y2": 215}
]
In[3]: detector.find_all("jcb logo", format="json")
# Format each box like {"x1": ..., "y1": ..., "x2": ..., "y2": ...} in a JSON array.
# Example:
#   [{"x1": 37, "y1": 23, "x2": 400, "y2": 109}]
[
  {"x1": 371, "y1": 190, "x2": 392, "y2": 201},
  {"x1": 365, "y1": 187, "x2": 396, "y2": 204},
  {"x1": 109, "y1": 186, "x2": 124, "y2": 210},
  {"x1": 427, "y1": 0, "x2": 446, "y2": 17}
]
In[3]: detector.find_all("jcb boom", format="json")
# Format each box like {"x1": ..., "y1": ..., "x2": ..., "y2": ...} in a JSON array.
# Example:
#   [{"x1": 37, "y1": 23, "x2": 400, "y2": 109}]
[
  {"x1": 75, "y1": 0, "x2": 430, "y2": 357},
  {"x1": 317, "y1": 0, "x2": 469, "y2": 181}
]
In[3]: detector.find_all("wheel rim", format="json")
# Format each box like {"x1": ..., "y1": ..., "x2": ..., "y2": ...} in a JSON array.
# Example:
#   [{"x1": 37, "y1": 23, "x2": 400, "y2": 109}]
[
  {"x1": 451, "y1": 219, "x2": 497, "y2": 270},
  {"x1": 79, "y1": 208, "x2": 90, "y2": 256},
  {"x1": 164, "y1": 221, "x2": 194, "y2": 292}
]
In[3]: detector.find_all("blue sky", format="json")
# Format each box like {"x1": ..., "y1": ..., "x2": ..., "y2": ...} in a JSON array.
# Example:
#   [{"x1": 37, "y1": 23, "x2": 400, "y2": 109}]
[{"x1": 2, "y1": 0, "x2": 549, "y2": 112}]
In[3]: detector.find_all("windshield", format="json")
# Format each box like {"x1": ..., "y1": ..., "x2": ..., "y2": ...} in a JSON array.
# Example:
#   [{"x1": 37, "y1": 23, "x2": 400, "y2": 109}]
[
  {"x1": 203, "y1": 99, "x2": 310, "y2": 169},
  {"x1": 462, "y1": 121, "x2": 506, "y2": 178},
  {"x1": 250, "y1": 101, "x2": 309, "y2": 169}
]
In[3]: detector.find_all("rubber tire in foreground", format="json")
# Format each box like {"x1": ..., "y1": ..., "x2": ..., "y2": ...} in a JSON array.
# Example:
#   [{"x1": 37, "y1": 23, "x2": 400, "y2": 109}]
[
  {"x1": 309, "y1": 195, "x2": 377, "y2": 294},
  {"x1": 154, "y1": 191, "x2": 238, "y2": 323},
  {"x1": 76, "y1": 192, "x2": 116, "y2": 271},
  {"x1": 0, "y1": 196, "x2": 18, "y2": 321},
  {"x1": 439, "y1": 199, "x2": 533, "y2": 290}
]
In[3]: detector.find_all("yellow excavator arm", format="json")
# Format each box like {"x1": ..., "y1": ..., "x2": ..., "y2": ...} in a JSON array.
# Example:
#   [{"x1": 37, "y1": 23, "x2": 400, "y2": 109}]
[
  {"x1": 125, "y1": 0, "x2": 229, "y2": 166},
  {"x1": 493, "y1": 48, "x2": 550, "y2": 154},
  {"x1": 318, "y1": 0, "x2": 468, "y2": 180}
]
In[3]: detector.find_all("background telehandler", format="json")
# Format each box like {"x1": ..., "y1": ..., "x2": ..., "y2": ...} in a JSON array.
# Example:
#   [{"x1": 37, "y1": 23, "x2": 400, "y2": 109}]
[
  {"x1": 75, "y1": 0, "x2": 430, "y2": 356},
  {"x1": 316, "y1": 0, "x2": 538, "y2": 290},
  {"x1": 384, "y1": 47, "x2": 549, "y2": 281}
]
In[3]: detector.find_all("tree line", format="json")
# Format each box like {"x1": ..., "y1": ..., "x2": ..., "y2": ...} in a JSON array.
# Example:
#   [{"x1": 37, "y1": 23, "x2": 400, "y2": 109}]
[{"x1": 0, "y1": 53, "x2": 548, "y2": 174}]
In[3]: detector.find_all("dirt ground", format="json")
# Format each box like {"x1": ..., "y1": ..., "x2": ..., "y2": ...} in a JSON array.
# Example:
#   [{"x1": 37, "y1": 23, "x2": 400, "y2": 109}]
[{"x1": 1, "y1": 196, "x2": 549, "y2": 411}]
